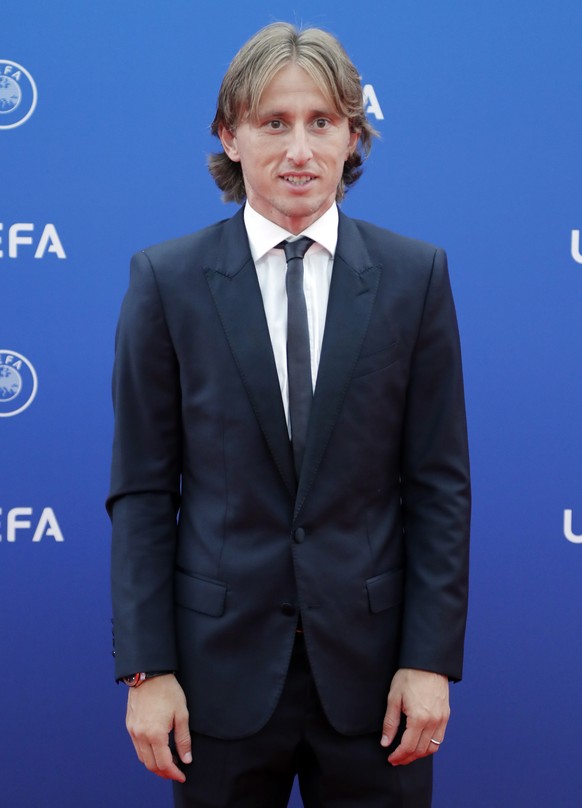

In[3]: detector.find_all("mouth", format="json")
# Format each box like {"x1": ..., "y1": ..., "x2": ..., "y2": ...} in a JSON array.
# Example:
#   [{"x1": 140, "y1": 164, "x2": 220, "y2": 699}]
[{"x1": 281, "y1": 174, "x2": 316, "y2": 186}]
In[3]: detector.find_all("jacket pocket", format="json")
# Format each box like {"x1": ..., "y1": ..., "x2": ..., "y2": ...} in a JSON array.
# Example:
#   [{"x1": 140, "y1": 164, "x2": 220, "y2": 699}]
[
  {"x1": 174, "y1": 569, "x2": 227, "y2": 617},
  {"x1": 365, "y1": 568, "x2": 404, "y2": 613}
]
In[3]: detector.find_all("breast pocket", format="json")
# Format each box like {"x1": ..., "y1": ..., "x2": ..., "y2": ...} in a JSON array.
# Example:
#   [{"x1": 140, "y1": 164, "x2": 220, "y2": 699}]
[{"x1": 351, "y1": 341, "x2": 400, "y2": 380}]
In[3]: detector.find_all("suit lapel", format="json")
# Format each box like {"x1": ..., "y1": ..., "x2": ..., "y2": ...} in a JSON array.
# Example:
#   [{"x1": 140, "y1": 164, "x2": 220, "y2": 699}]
[
  {"x1": 204, "y1": 209, "x2": 381, "y2": 511},
  {"x1": 205, "y1": 209, "x2": 296, "y2": 499},
  {"x1": 295, "y1": 213, "x2": 382, "y2": 518}
]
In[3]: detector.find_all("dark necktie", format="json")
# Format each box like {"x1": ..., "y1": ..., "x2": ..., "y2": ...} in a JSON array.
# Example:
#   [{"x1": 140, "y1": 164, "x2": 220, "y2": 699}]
[{"x1": 279, "y1": 236, "x2": 314, "y2": 477}]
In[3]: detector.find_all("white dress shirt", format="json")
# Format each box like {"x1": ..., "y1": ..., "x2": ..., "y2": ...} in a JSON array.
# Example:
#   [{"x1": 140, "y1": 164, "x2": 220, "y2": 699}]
[{"x1": 244, "y1": 202, "x2": 338, "y2": 433}]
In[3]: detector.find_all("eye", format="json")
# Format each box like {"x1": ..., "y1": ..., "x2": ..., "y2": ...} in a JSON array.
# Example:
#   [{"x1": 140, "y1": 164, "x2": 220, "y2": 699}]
[
  {"x1": 314, "y1": 118, "x2": 330, "y2": 129},
  {"x1": 266, "y1": 119, "x2": 284, "y2": 130}
]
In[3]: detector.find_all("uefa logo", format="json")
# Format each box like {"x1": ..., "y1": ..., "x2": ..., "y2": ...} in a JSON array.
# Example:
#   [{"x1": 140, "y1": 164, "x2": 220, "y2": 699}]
[
  {"x1": 0, "y1": 60, "x2": 37, "y2": 130},
  {"x1": 0, "y1": 351, "x2": 38, "y2": 417}
]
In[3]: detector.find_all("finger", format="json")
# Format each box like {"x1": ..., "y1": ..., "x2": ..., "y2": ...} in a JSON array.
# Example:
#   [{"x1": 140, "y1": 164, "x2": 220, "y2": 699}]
[
  {"x1": 174, "y1": 712, "x2": 193, "y2": 765},
  {"x1": 387, "y1": 724, "x2": 423, "y2": 766},
  {"x1": 391, "y1": 721, "x2": 446, "y2": 766},
  {"x1": 413, "y1": 727, "x2": 442, "y2": 760},
  {"x1": 419, "y1": 711, "x2": 448, "y2": 759},
  {"x1": 380, "y1": 697, "x2": 402, "y2": 748},
  {"x1": 132, "y1": 729, "x2": 187, "y2": 782},
  {"x1": 426, "y1": 734, "x2": 444, "y2": 754},
  {"x1": 151, "y1": 742, "x2": 187, "y2": 782},
  {"x1": 135, "y1": 742, "x2": 158, "y2": 775}
]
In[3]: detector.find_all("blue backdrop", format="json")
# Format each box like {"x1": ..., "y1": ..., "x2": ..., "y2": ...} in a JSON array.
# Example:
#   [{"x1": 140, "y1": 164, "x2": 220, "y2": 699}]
[{"x1": 2, "y1": 1, "x2": 581, "y2": 805}]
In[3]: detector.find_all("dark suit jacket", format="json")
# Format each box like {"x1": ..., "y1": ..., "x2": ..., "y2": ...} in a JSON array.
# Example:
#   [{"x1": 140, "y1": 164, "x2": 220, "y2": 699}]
[{"x1": 108, "y1": 207, "x2": 470, "y2": 740}]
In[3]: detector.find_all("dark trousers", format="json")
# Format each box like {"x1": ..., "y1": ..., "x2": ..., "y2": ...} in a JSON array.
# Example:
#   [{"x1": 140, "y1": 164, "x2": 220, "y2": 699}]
[{"x1": 173, "y1": 634, "x2": 432, "y2": 808}]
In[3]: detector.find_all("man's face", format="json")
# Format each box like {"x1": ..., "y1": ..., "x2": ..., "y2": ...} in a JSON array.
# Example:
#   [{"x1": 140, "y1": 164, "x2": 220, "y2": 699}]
[{"x1": 219, "y1": 62, "x2": 359, "y2": 234}]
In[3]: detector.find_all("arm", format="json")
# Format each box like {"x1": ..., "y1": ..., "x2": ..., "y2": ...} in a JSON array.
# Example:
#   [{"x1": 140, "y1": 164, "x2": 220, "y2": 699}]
[
  {"x1": 108, "y1": 249, "x2": 182, "y2": 677},
  {"x1": 108, "y1": 251, "x2": 190, "y2": 778},
  {"x1": 382, "y1": 248, "x2": 470, "y2": 763}
]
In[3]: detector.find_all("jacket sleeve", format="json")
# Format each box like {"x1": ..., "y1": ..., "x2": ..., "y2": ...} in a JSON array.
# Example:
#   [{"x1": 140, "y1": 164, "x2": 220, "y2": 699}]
[
  {"x1": 398, "y1": 248, "x2": 471, "y2": 681},
  {"x1": 107, "y1": 250, "x2": 182, "y2": 680}
]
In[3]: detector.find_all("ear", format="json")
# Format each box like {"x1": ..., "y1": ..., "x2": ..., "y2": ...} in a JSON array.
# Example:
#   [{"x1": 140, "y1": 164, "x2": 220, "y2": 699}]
[
  {"x1": 218, "y1": 125, "x2": 241, "y2": 162},
  {"x1": 347, "y1": 130, "x2": 360, "y2": 158}
]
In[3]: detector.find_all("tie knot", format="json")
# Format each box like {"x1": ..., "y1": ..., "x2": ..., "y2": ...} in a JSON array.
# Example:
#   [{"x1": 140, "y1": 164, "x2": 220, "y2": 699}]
[{"x1": 278, "y1": 237, "x2": 314, "y2": 263}]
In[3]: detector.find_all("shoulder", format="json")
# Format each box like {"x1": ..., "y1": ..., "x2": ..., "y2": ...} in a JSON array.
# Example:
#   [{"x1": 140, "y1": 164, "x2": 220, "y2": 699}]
[
  {"x1": 125, "y1": 211, "x2": 247, "y2": 295},
  {"x1": 337, "y1": 213, "x2": 447, "y2": 292},
  {"x1": 342, "y1": 214, "x2": 442, "y2": 263},
  {"x1": 135, "y1": 217, "x2": 230, "y2": 271}
]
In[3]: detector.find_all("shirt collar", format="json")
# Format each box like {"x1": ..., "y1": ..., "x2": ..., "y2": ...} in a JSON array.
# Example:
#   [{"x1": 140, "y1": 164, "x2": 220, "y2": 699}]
[{"x1": 244, "y1": 202, "x2": 339, "y2": 262}]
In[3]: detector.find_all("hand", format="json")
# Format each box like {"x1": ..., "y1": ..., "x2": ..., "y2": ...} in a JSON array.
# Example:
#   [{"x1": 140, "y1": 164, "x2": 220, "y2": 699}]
[
  {"x1": 126, "y1": 674, "x2": 192, "y2": 782},
  {"x1": 380, "y1": 668, "x2": 450, "y2": 766}
]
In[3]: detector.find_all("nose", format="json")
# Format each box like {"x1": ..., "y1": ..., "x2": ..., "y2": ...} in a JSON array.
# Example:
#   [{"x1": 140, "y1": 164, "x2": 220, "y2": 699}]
[{"x1": 286, "y1": 125, "x2": 313, "y2": 165}]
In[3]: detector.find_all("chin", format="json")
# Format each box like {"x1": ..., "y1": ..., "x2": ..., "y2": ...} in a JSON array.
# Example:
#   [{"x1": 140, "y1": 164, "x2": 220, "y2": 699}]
[{"x1": 281, "y1": 197, "x2": 325, "y2": 218}]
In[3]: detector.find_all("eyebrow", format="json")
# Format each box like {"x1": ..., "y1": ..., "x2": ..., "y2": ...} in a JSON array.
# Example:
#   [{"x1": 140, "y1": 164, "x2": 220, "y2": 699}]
[{"x1": 257, "y1": 107, "x2": 339, "y2": 119}]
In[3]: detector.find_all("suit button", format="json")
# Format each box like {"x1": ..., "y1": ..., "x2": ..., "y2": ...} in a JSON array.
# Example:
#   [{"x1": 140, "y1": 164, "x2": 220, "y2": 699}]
[
  {"x1": 281, "y1": 602, "x2": 296, "y2": 616},
  {"x1": 293, "y1": 527, "x2": 306, "y2": 543}
]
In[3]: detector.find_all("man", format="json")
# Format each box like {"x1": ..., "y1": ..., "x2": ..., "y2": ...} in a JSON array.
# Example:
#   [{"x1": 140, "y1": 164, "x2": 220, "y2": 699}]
[{"x1": 108, "y1": 22, "x2": 470, "y2": 808}]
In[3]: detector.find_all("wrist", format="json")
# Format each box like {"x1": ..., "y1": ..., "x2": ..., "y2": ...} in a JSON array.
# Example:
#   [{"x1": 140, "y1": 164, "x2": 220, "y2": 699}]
[{"x1": 121, "y1": 671, "x2": 175, "y2": 687}]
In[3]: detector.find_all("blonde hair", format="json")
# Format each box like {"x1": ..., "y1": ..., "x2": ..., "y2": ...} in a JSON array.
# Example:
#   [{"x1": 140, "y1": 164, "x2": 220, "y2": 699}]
[{"x1": 209, "y1": 22, "x2": 377, "y2": 203}]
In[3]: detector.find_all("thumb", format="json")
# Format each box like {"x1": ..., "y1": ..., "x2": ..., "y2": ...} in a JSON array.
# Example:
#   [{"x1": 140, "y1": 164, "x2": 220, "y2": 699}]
[
  {"x1": 380, "y1": 692, "x2": 402, "y2": 748},
  {"x1": 174, "y1": 713, "x2": 192, "y2": 765}
]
